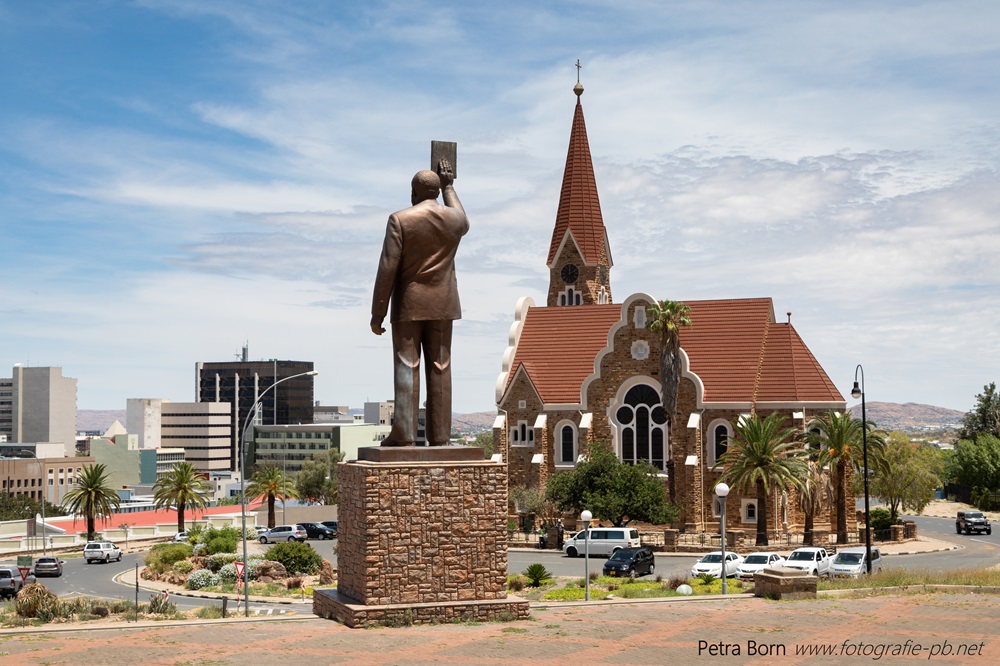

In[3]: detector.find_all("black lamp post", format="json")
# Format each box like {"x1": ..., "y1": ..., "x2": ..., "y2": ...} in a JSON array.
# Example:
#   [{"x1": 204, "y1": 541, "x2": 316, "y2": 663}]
[{"x1": 851, "y1": 365, "x2": 872, "y2": 575}]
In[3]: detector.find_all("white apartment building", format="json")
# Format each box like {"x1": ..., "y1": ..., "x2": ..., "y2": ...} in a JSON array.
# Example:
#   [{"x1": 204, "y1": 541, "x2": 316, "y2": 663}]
[
  {"x1": 126, "y1": 399, "x2": 233, "y2": 473},
  {"x1": 2, "y1": 365, "x2": 77, "y2": 457}
]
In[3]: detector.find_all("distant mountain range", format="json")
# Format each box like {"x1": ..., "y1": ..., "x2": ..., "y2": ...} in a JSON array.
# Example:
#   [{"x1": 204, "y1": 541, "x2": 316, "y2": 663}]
[
  {"x1": 847, "y1": 401, "x2": 964, "y2": 431},
  {"x1": 78, "y1": 403, "x2": 963, "y2": 437}
]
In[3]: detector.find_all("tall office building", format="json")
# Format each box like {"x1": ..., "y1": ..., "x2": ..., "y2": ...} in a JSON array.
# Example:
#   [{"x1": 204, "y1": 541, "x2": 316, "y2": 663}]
[
  {"x1": 3, "y1": 366, "x2": 77, "y2": 457},
  {"x1": 196, "y1": 354, "x2": 314, "y2": 470},
  {"x1": 126, "y1": 399, "x2": 233, "y2": 472}
]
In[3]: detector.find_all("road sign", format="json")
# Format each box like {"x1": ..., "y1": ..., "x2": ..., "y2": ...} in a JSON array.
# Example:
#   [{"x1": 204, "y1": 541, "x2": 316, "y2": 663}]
[
  {"x1": 234, "y1": 561, "x2": 245, "y2": 581},
  {"x1": 18, "y1": 566, "x2": 31, "y2": 582}
]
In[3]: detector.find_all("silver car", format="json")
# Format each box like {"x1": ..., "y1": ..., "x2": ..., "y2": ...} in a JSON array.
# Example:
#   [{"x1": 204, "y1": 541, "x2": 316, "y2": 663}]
[{"x1": 258, "y1": 525, "x2": 307, "y2": 543}]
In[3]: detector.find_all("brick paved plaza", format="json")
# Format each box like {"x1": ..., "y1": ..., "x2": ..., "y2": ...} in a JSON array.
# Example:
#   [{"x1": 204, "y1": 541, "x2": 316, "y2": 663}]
[{"x1": 0, "y1": 591, "x2": 996, "y2": 665}]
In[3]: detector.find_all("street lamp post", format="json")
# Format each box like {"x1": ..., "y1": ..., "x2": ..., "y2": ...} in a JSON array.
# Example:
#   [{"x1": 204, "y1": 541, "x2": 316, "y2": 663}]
[
  {"x1": 715, "y1": 483, "x2": 730, "y2": 595},
  {"x1": 239, "y1": 370, "x2": 318, "y2": 616},
  {"x1": 580, "y1": 509, "x2": 592, "y2": 601},
  {"x1": 851, "y1": 365, "x2": 873, "y2": 575}
]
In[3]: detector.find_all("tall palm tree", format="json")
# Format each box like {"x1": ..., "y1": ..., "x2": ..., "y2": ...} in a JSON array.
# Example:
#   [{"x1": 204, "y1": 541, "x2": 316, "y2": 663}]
[
  {"x1": 153, "y1": 462, "x2": 212, "y2": 533},
  {"x1": 646, "y1": 299, "x2": 692, "y2": 502},
  {"x1": 645, "y1": 299, "x2": 692, "y2": 420},
  {"x1": 797, "y1": 460, "x2": 832, "y2": 546},
  {"x1": 62, "y1": 463, "x2": 121, "y2": 541},
  {"x1": 809, "y1": 411, "x2": 885, "y2": 544},
  {"x1": 715, "y1": 412, "x2": 808, "y2": 546},
  {"x1": 246, "y1": 464, "x2": 298, "y2": 528}
]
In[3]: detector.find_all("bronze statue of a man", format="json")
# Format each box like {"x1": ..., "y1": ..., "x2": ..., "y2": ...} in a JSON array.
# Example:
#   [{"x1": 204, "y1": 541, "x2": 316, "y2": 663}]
[{"x1": 370, "y1": 160, "x2": 468, "y2": 446}]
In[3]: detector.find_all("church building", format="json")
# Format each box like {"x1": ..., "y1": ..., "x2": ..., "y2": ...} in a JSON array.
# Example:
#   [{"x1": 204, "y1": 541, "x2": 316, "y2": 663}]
[{"x1": 493, "y1": 81, "x2": 849, "y2": 536}]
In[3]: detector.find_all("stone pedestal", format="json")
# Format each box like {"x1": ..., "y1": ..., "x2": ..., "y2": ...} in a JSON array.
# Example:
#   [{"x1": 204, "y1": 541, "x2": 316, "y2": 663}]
[
  {"x1": 313, "y1": 446, "x2": 529, "y2": 627},
  {"x1": 753, "y1": 567, "x2": 817, "y2": 600}
]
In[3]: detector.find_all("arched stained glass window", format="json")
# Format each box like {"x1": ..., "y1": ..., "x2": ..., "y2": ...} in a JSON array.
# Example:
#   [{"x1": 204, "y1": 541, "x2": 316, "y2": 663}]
[{"x1": 613, "y1": 383, "x2": 668, "y2": 471}]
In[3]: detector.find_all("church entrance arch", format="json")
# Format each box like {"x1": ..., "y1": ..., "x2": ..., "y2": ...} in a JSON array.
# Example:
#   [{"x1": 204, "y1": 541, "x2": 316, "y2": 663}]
[{"x1": 610, "y1": 380, "x2": 668, "y2": 473}]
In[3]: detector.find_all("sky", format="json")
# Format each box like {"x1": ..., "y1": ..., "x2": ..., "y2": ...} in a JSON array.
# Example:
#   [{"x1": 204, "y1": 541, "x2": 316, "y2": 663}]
[{"x1": 1, "y1": 1, "x2": 998, "y2": 415}]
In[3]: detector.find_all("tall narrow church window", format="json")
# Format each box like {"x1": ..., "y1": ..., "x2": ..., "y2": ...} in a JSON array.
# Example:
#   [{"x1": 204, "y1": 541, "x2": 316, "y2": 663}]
[
  {"x1": 707, "y1": 419, "x2": 732, "y2": 467},
  {"x1": 613, "y1": 383, "x2": 668, "y2": 471},
  {"x1": 557, "y1": 422, "x2": 577, "y2": 465},
  {"x1": 715, "y1": 424, "x2": 728, "y2": 461}
]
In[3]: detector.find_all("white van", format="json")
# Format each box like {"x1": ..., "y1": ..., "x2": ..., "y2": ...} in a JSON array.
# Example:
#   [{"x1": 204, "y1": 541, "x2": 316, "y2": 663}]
[
  {"x1": 562, "y1": 527, "x2": 640, "y2": 557},
  {"x1": 830, "y1": 546, "x2": 882, "y2": 578}
]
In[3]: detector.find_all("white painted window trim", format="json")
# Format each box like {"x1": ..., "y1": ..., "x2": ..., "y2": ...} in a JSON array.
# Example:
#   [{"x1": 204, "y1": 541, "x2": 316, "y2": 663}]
[
  {"x1": 706, "y1": 418, "x2": 733, "y2": 468},
  {"x1": 741, "y1": 499, "x2": 758, "y2": 524}
]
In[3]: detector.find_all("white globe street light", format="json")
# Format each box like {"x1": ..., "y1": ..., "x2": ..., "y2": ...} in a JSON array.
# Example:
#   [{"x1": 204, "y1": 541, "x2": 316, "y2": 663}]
[
  {"x1": 580, "y1": 509, "x2": 593, "y2": 601},
  {"x1": 715, "y1": 483, "x2": 730, "y2": 595}
]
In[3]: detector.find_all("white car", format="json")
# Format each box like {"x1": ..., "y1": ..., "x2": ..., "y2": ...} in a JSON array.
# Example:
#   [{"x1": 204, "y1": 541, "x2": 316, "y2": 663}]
[
  {"x1": 173, "y1": 531, "x2": 189, "y2": 542},
  {"x1": 736, "y1": 552, "x2": 786, "y2": 581},
  {"x1": 784, "y1": 546, "x2": 831, "y2": 576},
  {"x1": 830, "y1": 547, "x2": 882, "y2": 578},
  {"x1": 84, "y1": 541, "x2": 122, "y2": 564},
  {"x1": 691, "y1": 551, "x2": 743, "y2": 578}
]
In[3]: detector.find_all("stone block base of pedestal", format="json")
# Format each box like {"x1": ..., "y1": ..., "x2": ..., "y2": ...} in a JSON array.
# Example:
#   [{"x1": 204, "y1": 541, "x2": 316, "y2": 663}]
[
  {"x1": 754, "y1": 567, "x2": 817, "y2": 600},
  {"x1": 313, "y1": 588, "x2": 530, "y2": 628}
]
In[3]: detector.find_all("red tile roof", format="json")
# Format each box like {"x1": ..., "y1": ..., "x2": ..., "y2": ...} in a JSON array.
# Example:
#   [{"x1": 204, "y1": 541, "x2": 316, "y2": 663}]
[
  {"x1": 508, "y1": 305, "x2": 623, "y2": 404},
  {"x1": 501, "y1": 296, "x2": 843, "y2": 407},
  {"x1": 547, "y1": 96, "x2": 608, "y2": 266}
]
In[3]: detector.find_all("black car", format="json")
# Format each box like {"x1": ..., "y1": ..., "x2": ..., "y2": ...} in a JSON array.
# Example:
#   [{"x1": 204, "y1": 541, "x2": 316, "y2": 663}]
[
  {"x1": 602, "y1": 546, "x2": 655, "y2": 578},
  {"x1": 298, "y1": 522, "x2": 335, "y2": 540},
  {"x1": 956, "y1": 510, "x2": 992, "y2": 535},
  {"x1": 320, "y1": 520, "x2": 339, "y2": 537}
]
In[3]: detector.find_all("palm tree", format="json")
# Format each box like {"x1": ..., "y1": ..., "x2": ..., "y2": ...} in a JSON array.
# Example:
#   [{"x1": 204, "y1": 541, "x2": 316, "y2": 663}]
[
  {"x1": 153, "y1": 462, "x2": 212, "y2": 533},
  {"x1": 62, "y1": 463, "x2": 121, "y2": 541},
  {"x1": 715, "y1": 412, "x2": 808, "y2": 546},
  {"x1": 646, "y1": 299, "x2": 692, "y2": 502},
  {"x1": 645, "y1": 299, "x2": 692, "y2": 420},
  {"x1": 809, "y1": 411, "x2": 885, "y2": 544},
  {"x1": 246, "y1": 464, "x2": 298, "y2": 528},
  {"x1": 797, "y1": 460, "x2": 832, "y2": 546}
]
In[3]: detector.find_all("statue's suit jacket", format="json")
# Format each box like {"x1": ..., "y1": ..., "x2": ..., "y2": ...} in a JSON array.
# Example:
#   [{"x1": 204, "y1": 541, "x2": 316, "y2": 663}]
[{"x1": 372, "y1": 199, "x2": 469, "y2": 323}]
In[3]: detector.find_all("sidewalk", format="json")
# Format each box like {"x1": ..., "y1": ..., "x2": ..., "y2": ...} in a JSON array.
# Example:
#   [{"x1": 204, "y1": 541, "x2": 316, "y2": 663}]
[{"x1": 0, "y1": 589, "x2": 995, "y2": 664}]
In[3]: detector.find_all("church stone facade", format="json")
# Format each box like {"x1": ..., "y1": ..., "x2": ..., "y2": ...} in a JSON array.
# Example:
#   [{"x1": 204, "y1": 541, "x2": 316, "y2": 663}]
[{"x1": 494, "y1": 83, "x2": 849, "y2": 537}]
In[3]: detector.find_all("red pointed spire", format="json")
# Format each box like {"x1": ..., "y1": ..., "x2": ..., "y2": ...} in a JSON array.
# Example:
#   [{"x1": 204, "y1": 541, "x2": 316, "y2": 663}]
[{"x1": 547, "y1": 90, "x2": 608, "y2": 266}]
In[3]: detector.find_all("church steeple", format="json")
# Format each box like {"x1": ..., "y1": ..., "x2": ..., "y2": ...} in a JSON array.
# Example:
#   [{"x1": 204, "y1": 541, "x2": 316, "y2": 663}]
[{"x1": 547, "y1": 67, "x2": 613, "y2": 308}]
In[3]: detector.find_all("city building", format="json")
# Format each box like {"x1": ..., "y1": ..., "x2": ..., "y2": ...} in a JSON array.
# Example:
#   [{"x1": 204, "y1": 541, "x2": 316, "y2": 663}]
[
  {"x1": 363, "y1": 400, "x2": 426, "y2": 444},
  {"x1": 1, "y1": 365, "x2": 77, "y2": 457},
  {"x1": 0, "y1": 451, "x2": 95, "y2": 505},
  {"x1": 196, "y1": 348, "x2": 315, "y2": 470},
  {"x1": 89, "y1": 434, "x2": 186, "y2": 490},
  {"x1": 314, "y1": 403, "x2": 358, "y2": 424},
  {"x1": 127, "y1": 399, "x2": 232, "y2": 472},
  {"x1": 494, "y1": 84, "x2": 846, "y2": 536},
  {"x1": 251, "y1": 422, "x2": 390, "y2": 472}
]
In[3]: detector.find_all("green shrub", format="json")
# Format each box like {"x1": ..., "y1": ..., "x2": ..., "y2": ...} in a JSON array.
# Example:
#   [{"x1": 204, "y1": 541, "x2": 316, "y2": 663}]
[
  {"x1": 145, "y1": 543, "x2": 193, "y2": 574},
  {"x1": 266, "y1": 541, "x2": 322, "y2": 575},
  {"x1": 523, "y1": 563, "x2": 552, "y2": 587},
  {"x1": 206, "y1": 552, "x2": 241, "y2": 572},
  {"x1": 173, "y1": 560, "x2": 194, "y2": 575},
  {"x1": 507, "y1": 575, "x2": 526, "y2": 592},
  {"x1": 870, "y1": 507, "x2": 895, "y2": 532},
  {"x1": 696, "y1": 572, "x2": 717, "y2": 585},
  {"x1": 204, "y1": 535, "x2": 238, "y2": 555}
]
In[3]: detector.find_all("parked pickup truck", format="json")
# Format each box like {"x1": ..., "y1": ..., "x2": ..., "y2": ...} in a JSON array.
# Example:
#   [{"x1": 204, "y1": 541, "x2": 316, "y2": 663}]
[
  {"x1": 783, "y1": 547, "x2": 832, "y2": 577},
  {"x1": 0, "y1": 565, "x2": 36, "y2": 599}
]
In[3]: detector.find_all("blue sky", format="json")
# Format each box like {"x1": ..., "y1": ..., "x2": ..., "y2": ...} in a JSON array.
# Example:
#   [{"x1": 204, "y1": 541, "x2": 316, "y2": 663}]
[{"x1": 2, "y1": 1, "x2": 998, "y2": 415}]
